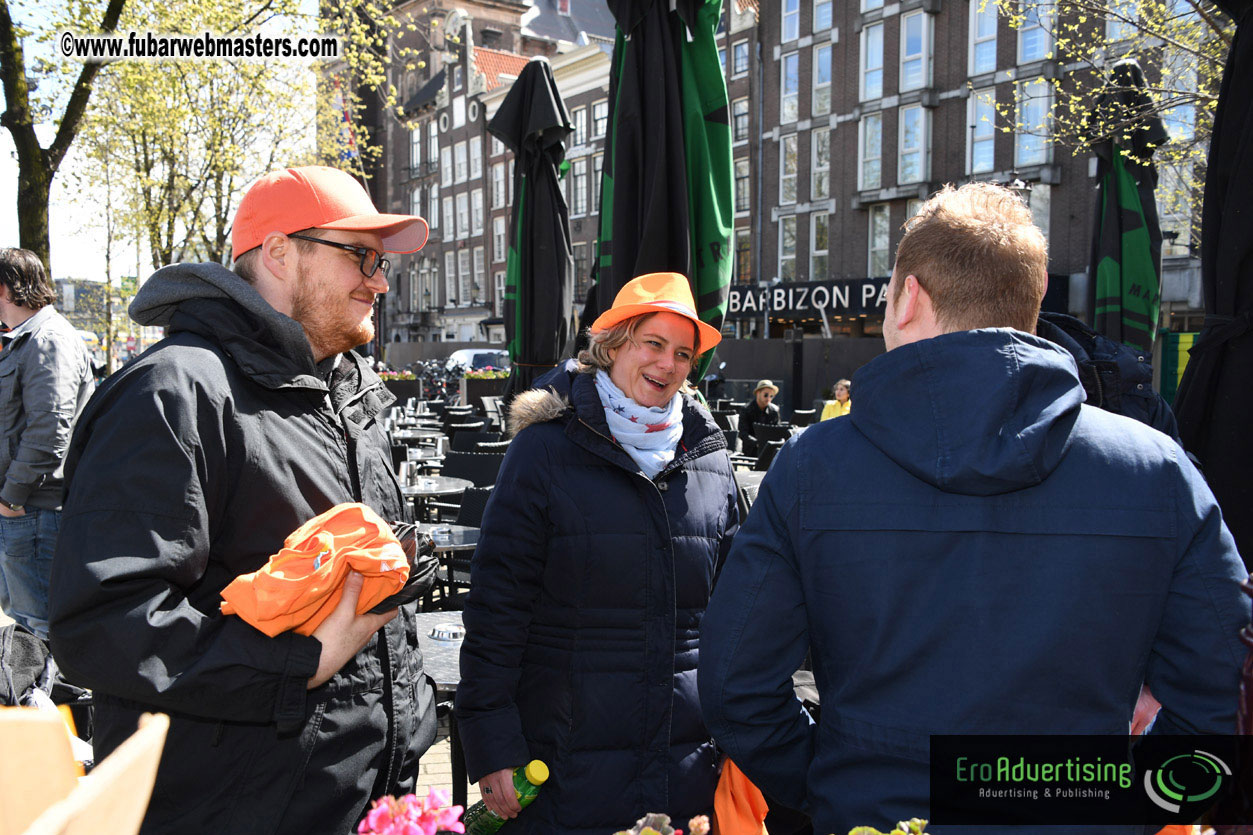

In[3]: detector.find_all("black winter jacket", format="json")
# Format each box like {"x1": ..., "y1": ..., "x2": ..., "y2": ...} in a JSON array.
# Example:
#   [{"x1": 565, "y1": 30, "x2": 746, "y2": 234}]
[
  {"x1": 48, "y1": 263, "x2": 436, "y2": 835},
  {"x1": 455, "y1": 367, "x2": 739, "y2": 834}
]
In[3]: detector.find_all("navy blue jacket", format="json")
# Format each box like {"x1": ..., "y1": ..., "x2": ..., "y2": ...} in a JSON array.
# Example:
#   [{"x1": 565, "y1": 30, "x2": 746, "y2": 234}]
[
  {"x1": 699, "y1": 329, "x2": 1249, "y2": 835},
  {"x1": 456, "y1": 367, "x2": 738, "y2": 834}
]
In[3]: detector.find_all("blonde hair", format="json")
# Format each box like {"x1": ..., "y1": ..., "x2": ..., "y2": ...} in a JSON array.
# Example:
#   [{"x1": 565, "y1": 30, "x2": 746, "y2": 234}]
[
  {"x1": 893, "y1": 183, "x2": 1047, "y2": 334},
  {"x1": 576, "y1": 312, "x2": 700, "y2": 393}
]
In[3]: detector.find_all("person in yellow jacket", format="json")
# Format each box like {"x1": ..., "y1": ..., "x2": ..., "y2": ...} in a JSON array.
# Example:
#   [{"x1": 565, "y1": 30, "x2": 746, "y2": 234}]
[{"x1": 820, "y1": 379, "x2": 851, "y2": 420}]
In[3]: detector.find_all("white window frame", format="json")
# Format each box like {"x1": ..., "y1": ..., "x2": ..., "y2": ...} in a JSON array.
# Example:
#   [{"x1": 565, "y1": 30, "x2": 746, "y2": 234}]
[
  {"x1": 429, "y1": 184, "x2": 439, "y2": 229},
  {"x1": 410, "y1": 127, "x2": 422, "y2": 170},
  {"x1": 868, "y1": 203, "x2": 891, "y2": 277},
  {"x1": 813, "y1": 44, "x2": 832, "y2": 117},
  {"x1": 779, "y1": 216, "x2": 797, "y2": 282},
  {"x1": 735, "y1": 228, "x2": 752, "y2": 284},
  {"x1": 1017, "y1": 1, "x2": 1052, "y2": 64},
  {"x1": 780, "y1": 134, "x2": 798, "y2": 205},
  {"x1": 814, "y1": 0, "x2": 833, "y2": 32},
  {"x1": 573, "y1": 108, "x2": 587, "y2": 146},
  {"x1": 1015, "y1": 77, "x2": 1051, "y2": 167},
  {"x1": 454, "y1": 141, "x2": 468, "y2": 183},
  {"x1": 861, "y1": 23, "x2": 884, "y2": 101},
  {"x1": 732, "y1": 40, "x2": 749, "y2": 77},
  {"x1": 780, "y1": 52, "x2": 799, "y2": 124},
  {"x1": 899, "y1": 11, "x2": 931, "y2": 92},
  {"x1": 410, "y1": 186, "x2": 422, "y2": 217},
  {"x1": 458, "y1": 249, "x2": 472, "y2": 305},
  {"x1": 440, "y1": 147, "x2": 452, "y2": 186},
  {"x1": 969, "y1": 0, "x2": 998, "y2": 76},
  {"x1": 968, "y1": 88, "x2": 996, "y2": 174},
  {"x1": 735, "y1": 158, "x2": 751, "y2": 213},
  {"x1": 442, "y1": 195, "x2": 453, "y2": 237},
  {"x1": 592, "y1": 153, "x2": 604, "y2": 210},
  {"x1": 471, "y1": 188, "x2": 484, "y2": 234},
  {"x1": 473, "y1": 246, "x2": 486, "y2": 302},
  {"x1": 492, "y1": 215, "x2": 506, "y2": 262},
  {"x1": 428, "y1": 120, "x2": 439, "y2": 165},
  {"x1": 592, "y1": 100, "x2": 609, "y2": 137},
  {"x1": 456, "y1": 192, "x2": 469, "y2": 240},
  {"x1": 782, "y1": 0, "x2": 800, "y2": 42},
  {"x1": 407, "y1": 260, "x2": 419, "y2": 311},
  {"x1": 812, "y1": 127, "x2": 830, "y2": 200},
  {"x1": 718, "y1": 45, "x2": 727, "y2": 76},
  {"x1": 469, "y1": 136, "x2": 483, "y2": 180},
  {"x1": 491, "y1": 135, "x2": 505, "y2": 157},
  {"x1": 494, "y1": 271, "x2": 506, "y2": 316},
  {"x1": 492, "y1": 162, "x2": 507, "y2": 208},
  {"x1": 811, "y1": 212, "x2": 829, "y2": 281},
  {"x1": 572, "y1": 159, "x2": 588, "y2": 216},
  {"x1": 732, "y1": 97, "x2": 750, "y2": 142},
  {"x1": 897, "y1": 104, "x2": 928, "y2": 185},
  {"x1": 862, "y1": 0, "x2": 883, "y2": 11},
  {"x1": 859, "y1": 113, "x2": 883, "y2": 191},
  {"x1": 444, "y1": 250, "x2": 456, "y2": 305}
]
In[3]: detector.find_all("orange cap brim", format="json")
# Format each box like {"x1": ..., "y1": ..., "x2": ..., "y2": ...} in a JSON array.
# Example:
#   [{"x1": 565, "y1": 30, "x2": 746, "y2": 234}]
[
  {"x1": 319, "y1": 213, "x2": 429, "y2": 254},
  {"x1": 590, "y1": 302, "x2": 723, "y2": 351}
]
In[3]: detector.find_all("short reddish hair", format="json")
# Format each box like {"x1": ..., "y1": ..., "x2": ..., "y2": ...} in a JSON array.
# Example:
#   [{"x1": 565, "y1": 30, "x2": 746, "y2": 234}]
[{"x1": 893, "y1": 183, "x2": 1046, "y2": 334}]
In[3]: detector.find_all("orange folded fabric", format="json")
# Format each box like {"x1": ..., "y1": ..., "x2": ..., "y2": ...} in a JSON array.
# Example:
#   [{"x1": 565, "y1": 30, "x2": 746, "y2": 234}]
[
  {"x1": 220, "y1": 503, "x2": 409, "y2": 636},
  {"x1": 713, "y1": 758, "x2": 769, "y2": 835}
]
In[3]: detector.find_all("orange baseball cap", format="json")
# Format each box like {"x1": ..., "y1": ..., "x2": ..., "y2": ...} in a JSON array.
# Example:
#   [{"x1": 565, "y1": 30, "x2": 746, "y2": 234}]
[
  {"x1": 590, "y1": 272, "x2": 722, "y2": 350},
  {"x1": 231, "y1": 166, "x2": 429, "y2": 260}
]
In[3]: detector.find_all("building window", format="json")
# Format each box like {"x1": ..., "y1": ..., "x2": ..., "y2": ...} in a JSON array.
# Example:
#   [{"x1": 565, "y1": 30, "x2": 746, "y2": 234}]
[
  {"x1": 814, "y1": 0, "x2": 832, "y2": 31},
  {"x1": 440, "y1": 147, "x2": 452, "y2": 186},
  {"x1": 812, "y1": 212, "x2": 829, "y2": 281},
  {"x1": 442, "y1": 195, "x2": 453, "y2": 237},
  {"x1": 444, "y1": 250, "x2": 456, "y2": 305},
  {"x1": 732, "y1": 40, "x2": 749, "y2": 77},
  {"x1": 868, "y1": 203, "x2": 891, "y2": 276},
  {"x1": 473, "y1": 246, "x2": 485, "y2": 303},
  {"x1": 592, "y1": 100, "x2": 608, "y2": 137},
  {"x1": 573, "y1": 242, "x2": 589, "y2": 298},
  {"x1": 781, "y1": 52, "x2": 799, "y2": 123},
  {"x1": 491, "y1": 135, "x2": 505, "y2": 157},
  {"x1": 410, "y1": 127, "x2": 422, "y2": 171},
  {"x1": 718, "y1": 46, "x2": 727, "y2": 75},
  {"x1": 1030, "y1": 183, "x2": 1051, "y2": 242},
  {"x1": 812, "y1": 128, "x2": 830, "y2": 200},
  {"x1": 469, "y1": 136, "x2": 482, "y2": 180},
  {"x1": 458, "y1": 249, "x2": 472, "y2": 304},
  {"x1": 779, "y1": 216, "x2": 797, "y2": 281},
  {"x1": 1017, "y1": 1, "x2": 1051, "y2": 64},
  {"x1": 735, "y1": 158, "x2": 751, "y2": 212},
  {"x1": 593, "y1": 153, "x2": 604, "y2": 210},
  {"x1": 735, "y1": 229, "x2": 752, "y2": 285},
  {"x1": 733, "y1": 97, "x2": 750, "y2": 141},
  {"x1": 907, "y1": 198, "x2": 924, "y2": 218},
  {"x1": 418, "y1": 259, "x2": 431, "y2": 310},
  {"x1": 573, "y1": 108, "x2": 587, "y2": 146},
  {"x1": 813, "y1": 44, "x2": 832, "y2": 117},
  {"x1": 783, "y1": 0, "x2": 799, "y2": 42},
  {"x1": 472, "y1": 188, "x2": 484, "y2": 234},
  {"x1": 861, "y1": 23, "x2": 884, "y2": 101},
  {"x1": 859, "y1": 113, "x2": 882, "y2": 191},
  {"x1": 863, "y1": 0, "x2": 883, "y2": 12},
  {"x1": 428, "y1": 120, "x2": 439, "y2": 164},
  {"x1": 408, "y1": 261, "x2": 418, "y2": 311},
  {"x1": 493, "y1": 215, "x2": 507, "y2": 262},
  {"x1": 571, "y1": 159, "x2": 588, "y2": 215},
  {"x1": 780, "y1": 134, "x2": 798, "y2": 204},
  {"x1": 430, "y1": 184, "x2": 439, "y2": 229},
  {"x1": 1107, "y1": 0, "x2": 1137, "y2": 40},
  {"x1": 898, "y1": 105, "x2": 927, "y2": 184},
  {"x1": 494, "y1": 271, "x2": 506, "y2": 316},
  {"x1": 1015, "y1": 77, "x2": 1050, "y2": 166},
  {"x1": 969, "y1": 88, "x2": 996, "y2": 174},
  {"x1": 454, "y1": 141, "x2": 468, "y2": 183},
  {"x1": 492, "y1": 162, "x2": 507, "y2": 208},
  {"x1": 410, "y1": 186, "x2": 422, "y2": 217},
  {"x1": 456, "y1": 192, "x2": 469, "y2": 239},
  {"x1": 900, "y1": 11, "x2": 930, "y2": 92},
  {"x1": 453, "y1": 65, "x2": 463, "y2": 91},
  {"x1": 970, "y1": 0, "x2": 998, "y2": 75}
]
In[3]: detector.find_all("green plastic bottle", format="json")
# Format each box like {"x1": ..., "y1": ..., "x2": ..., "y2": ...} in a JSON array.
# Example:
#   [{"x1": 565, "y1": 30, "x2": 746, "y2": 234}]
[{"x1": 461, "y1": 760, "x2": 549, "y2": 835}]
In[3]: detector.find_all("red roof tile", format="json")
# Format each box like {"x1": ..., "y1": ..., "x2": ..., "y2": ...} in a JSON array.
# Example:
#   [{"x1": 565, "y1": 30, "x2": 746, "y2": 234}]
[{"x1": 474, "y1": 47, "x2": 530, "y2": 92}]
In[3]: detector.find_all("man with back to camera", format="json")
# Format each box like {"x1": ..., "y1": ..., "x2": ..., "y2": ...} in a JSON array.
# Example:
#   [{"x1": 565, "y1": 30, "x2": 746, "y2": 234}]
[
  {"x1": 0, "y1": 248, "x2": 94, "y2": 640},
  {"x1": 48, "y1": 166, "x2": 438, "y2": 834},
  {"x1": 699, "y1": 183, "x2": 1249, "y2": 833}
]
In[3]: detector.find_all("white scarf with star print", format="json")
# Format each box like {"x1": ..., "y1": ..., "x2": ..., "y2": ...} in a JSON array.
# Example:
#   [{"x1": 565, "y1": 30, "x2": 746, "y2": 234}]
[{"x1": 594, "y1": 370, "x2": 684, "y2": 480}]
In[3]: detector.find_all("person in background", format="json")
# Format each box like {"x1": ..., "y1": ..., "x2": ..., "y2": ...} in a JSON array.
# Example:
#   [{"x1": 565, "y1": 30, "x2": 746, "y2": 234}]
[
  {"x1": 456, "y1": 272, "x2": 739, "y2": 834},
  {"x1": 699, "y1": 183, "x2": 1248, "y2": 834},
  {"x1": 0, "y1": 248, "x2": 94, "y2": 640},
  {"x1": 819, "y1": 378, "x2": 851, "y2": 421},
  {"x1": 48, "y1": 166, "x2": 437, "y2": 834},
  {"x1": 738, "y1": 379, "x2": 781, "y2": 457}
]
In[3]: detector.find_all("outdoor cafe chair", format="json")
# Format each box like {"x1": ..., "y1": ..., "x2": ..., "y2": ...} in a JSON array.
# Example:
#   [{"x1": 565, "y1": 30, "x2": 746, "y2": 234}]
[
  {"x1": 755, "y1": 439, "x2": 785, "y2": 472},
  {"x1": 440, "y1": 450, "x2": 506, "y2": 488},
  {"x1": 755, "y1": 422, "x2": 794, "y2": 445},
  {"x1": 790, "y1": 408, "x2": 817, "y2": 427},
  {"x1": 451, "y1": 430, "x2": 502, "y2": 452},
  {"x1": 474, "y1": 440, "x2": 512, "y2": 452}
]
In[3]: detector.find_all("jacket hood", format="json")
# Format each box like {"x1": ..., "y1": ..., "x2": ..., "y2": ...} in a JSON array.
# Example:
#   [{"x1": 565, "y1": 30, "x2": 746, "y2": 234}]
[
  {"x1": 850, "y1": 329, "x2": 1084, "y2": 496},
  {"x1": 130, "y1": 262, "x2": 322, "y2": 389}
]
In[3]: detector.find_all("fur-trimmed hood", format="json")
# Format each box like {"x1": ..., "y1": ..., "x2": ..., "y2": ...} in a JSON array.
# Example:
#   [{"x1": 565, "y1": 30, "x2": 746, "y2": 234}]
[{"x1": 508, "y1": 386, "x2": 570, "y2": 436}]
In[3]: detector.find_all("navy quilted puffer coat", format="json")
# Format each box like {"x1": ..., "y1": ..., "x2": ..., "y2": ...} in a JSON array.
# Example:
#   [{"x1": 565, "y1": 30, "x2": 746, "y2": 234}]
[{"x1": 455, "y1": 365, "x2": 739, "y2": 834}]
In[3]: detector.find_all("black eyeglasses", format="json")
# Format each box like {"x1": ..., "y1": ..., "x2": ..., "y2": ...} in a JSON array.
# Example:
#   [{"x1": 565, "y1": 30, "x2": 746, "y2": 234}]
[{"x1": 287, "y1": 234, "x2": 390, "y2": 279}]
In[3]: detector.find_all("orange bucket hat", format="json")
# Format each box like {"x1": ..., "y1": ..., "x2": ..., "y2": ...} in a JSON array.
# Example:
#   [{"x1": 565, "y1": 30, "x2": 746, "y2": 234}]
[
  {"x1": 231, "y1": 165, "x2": 429, "y2": 260},
  {"x1": 590, "y1": 272, "x2": 723, "y2": 350}
]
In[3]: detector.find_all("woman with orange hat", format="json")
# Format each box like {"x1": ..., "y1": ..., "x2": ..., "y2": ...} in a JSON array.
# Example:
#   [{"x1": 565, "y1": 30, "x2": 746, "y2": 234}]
[{"x1": 456, "y1": 273, "x2": 739, "y2": 834}]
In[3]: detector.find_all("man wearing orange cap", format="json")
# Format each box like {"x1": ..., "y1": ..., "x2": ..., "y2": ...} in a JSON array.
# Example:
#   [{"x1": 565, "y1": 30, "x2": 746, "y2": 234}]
[{"x1": 49, "y1": 166, "x2": 438, "y2": 834}]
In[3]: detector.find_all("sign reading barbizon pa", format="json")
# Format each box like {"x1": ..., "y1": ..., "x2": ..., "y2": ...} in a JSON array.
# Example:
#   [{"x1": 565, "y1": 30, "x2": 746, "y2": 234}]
[{"x1": 727, "y1": 278, "x2": 891, "y2": 319}]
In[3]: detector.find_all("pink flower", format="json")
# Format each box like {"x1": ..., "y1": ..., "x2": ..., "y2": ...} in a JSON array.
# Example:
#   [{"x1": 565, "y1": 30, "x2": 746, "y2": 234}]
[{"x1": 359, "y1": 789, "x2": 464, "y2": 835}]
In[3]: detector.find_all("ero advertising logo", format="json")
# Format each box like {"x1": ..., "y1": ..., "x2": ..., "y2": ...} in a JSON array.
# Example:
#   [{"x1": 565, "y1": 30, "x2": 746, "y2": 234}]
[{"x1": 1142, "y1": 749, "x2": 1231, "y2": 814}]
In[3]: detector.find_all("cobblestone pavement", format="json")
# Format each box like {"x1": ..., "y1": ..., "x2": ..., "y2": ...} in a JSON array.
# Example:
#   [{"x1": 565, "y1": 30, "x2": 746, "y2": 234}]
[{"x1": 420, "y1": 713, "x2": 483, "y2": 811}]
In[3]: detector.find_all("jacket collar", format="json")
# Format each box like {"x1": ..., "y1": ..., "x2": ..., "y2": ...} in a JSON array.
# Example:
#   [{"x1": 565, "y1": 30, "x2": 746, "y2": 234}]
[{"x1": 0, "y1": 305, "x2": 57, "y2": 348}]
